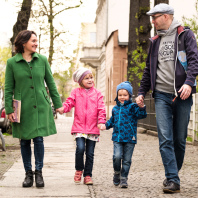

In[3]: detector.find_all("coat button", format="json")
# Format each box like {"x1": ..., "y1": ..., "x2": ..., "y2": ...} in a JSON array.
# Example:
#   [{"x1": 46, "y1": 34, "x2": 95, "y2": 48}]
[
  {"x1": 34, "y1": 105, "x2": 37, "y2": 108},
  {"x1": 31, "y1": 86, "x2": 34, "y2": 89}
]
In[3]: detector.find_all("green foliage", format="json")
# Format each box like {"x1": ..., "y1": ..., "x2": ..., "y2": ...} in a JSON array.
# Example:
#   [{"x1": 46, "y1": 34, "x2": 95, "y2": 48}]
[
  {"x1": 186, "y1": 136, "x2": 193, "y2": 142},
  {"x1": 136, "y1": 7, "x2": 150, "y2": 19},
  {"x1": 128, "y1": 45, "x2": 147, "y2": 86},
  {"x1": 53, "y1": 63, "x2": 73, "y2": 102},
  {"x1": 182, "y1": 0, "x2": 198, "y2": 45},
  {"x1": 0, "y1": 47, "x2": 12, "y2": 90},
  {"x1": 182, "y1": 0, "x2": 198, "y2": 91}
]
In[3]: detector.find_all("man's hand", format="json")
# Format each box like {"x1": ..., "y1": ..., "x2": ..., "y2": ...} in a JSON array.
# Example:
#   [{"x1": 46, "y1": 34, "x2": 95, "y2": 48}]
[
  {"x1": 178, "y1": 84, "x2": 192, "y2": 100},
  {"x1": 135, "y1": 95, "x2": 144, "y2": 108},
  {"x1": 56, "y1": 107, "x2": 64, "y2": 114}
]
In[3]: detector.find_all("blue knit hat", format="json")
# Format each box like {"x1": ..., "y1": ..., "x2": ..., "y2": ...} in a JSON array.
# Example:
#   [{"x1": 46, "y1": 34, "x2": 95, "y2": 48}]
[{"x1": 116, "y1": 81, "x2": 133, "y2": 96}]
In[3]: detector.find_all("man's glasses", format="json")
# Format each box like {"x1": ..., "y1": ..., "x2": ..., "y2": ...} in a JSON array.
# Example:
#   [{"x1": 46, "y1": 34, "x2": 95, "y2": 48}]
[{"x1": 151, "y1": 14, "x2": 164, "y2": 20}]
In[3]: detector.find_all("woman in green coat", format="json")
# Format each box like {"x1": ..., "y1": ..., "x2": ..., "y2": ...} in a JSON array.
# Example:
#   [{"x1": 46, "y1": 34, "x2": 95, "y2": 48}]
[{"x1": 5, "y1": 30, "x2": 63, "y2": 188}]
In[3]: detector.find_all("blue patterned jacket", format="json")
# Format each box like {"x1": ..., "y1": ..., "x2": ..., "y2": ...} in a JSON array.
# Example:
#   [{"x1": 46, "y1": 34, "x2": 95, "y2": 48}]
[{"x1": 105, "y1": 99, "x2": 147, "y2": 144}]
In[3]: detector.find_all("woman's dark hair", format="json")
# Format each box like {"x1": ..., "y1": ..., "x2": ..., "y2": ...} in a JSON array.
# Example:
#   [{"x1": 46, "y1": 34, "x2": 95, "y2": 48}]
[{"x1": 14, "y1": 30, "x2": 37, "y2": 53}]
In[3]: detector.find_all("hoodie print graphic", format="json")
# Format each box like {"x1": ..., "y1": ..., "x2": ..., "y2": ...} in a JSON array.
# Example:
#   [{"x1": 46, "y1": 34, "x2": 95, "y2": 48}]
[{"x1": 159, "y1": 40, "x2": 175, "y2": 62}]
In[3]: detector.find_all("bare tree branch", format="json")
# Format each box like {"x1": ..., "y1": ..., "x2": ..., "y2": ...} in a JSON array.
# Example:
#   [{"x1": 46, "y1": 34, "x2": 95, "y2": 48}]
[
  {"x1": 54, "y1": 0, "x2": 83, "y2": 17},
  {"x1": 38, "y1": 0, "x2": 48, "y2": 16},
  {"x1": 54, "y1": 31, "x2": 67, "y2": 39}
]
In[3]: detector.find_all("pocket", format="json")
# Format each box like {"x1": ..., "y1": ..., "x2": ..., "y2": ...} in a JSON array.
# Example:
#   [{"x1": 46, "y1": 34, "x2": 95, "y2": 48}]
[
  {"x1": 14, "y1": 91, "x2": 21, "y2": 100},
  {"x1": 42, "y1": 90, "x2": 51, "y2": 104},
  {"x1": 178, "y1": 50, "x2": 187, "y2": 71}
]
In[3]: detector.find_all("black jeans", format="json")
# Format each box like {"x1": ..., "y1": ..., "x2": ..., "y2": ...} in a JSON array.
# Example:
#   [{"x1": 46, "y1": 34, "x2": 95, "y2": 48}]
[{"x1": 75, "y1": 137, "x2": 96, "y2": 177}]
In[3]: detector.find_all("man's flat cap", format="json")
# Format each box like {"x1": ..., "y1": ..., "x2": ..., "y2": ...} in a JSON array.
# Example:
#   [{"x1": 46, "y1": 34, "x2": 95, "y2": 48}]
[{"x1": 147, "y1": 3, "x2": 174, "y2": 15}]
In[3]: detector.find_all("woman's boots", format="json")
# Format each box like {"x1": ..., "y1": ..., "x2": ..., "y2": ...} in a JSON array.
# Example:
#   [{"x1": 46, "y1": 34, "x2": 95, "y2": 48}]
[
  {"x1": 35, "y1": 170, "x2": 44, "y2": 187},
  {"x1": 22, "y1": 170, "x2": 44, "y2": 187},
  {"x1": 23, "y1": 170, "x2": 34, "y2": 187}
]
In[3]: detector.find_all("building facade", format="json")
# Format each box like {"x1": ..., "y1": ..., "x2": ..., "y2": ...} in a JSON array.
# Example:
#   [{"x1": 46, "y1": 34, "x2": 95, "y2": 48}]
[{"x1": 80, "y1": 0, "x2": 130, "y2": 118}]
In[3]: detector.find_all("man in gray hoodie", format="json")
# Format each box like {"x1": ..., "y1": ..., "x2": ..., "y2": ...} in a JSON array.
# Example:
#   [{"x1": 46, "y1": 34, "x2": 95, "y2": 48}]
[{"x1": 136, "y1": 3, "x2": 198, "y2": 194}]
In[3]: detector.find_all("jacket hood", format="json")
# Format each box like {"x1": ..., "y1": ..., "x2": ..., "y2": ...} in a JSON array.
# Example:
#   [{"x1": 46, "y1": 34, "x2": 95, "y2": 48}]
[{"x1": 157, "y1": 18, "x2": 181, "y2": 37}]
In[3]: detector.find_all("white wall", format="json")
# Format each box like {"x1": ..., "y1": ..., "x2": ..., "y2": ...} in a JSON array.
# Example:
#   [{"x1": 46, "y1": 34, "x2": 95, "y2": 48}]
[{"x1": 108, "y1": 0, "x2": 129, "y2": 43}]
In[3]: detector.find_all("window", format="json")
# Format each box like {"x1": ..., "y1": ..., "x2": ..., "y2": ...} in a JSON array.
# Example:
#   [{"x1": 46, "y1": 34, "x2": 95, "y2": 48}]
[{"x1": 90, "y1": 32, "x2": 96, "y2": 43}]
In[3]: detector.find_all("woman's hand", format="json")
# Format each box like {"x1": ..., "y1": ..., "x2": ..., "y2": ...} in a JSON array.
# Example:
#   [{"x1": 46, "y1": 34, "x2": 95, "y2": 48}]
[
  {"x1": 56, "y1": 107, "x2": 64, "y2": 115},
  {"x1": 8, "y1": 113, "x2": 15, "y2": 122}
]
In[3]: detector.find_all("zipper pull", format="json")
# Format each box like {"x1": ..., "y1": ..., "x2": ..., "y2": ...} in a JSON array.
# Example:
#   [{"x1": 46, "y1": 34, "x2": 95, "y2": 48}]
[{"x1": 172, "y1": 96, "x2": 177, "y2": 102}]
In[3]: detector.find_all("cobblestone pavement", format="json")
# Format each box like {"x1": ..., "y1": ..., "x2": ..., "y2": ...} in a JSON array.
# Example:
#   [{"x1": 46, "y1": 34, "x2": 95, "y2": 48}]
[{"x1": 91, "y1": 129, "x2": 198, "y2": 198}]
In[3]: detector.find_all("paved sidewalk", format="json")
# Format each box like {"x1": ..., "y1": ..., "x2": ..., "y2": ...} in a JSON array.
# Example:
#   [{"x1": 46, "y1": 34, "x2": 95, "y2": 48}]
[
  {"x1": 0, "y1": 115, "x2": 198, "y2": 198},
  {"x1": 0, "y1": 115, "x2": 90, "y2": 198}
]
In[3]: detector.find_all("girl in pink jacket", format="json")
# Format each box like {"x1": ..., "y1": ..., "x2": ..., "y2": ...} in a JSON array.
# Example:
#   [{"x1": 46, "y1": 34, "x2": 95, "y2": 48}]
[{"x1": 59, "y1": 67, "x2": 106, "y2": 185}]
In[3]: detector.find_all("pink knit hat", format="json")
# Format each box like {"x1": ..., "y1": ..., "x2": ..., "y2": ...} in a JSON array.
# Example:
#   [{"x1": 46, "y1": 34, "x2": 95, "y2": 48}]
[{"x1": 73, "y1": 67, "x2": 92, "y2": 83}]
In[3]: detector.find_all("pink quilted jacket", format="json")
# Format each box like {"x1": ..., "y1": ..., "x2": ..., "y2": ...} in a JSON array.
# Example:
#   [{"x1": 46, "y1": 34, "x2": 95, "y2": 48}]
[{"x1": 63, "y1": 86, "x2": 106, "y2": 135}]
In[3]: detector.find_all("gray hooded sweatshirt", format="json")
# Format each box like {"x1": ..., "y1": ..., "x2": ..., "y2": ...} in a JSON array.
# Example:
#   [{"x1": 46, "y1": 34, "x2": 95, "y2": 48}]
[{"x1": 155, "y1": 18, "x2": 181, "y2": 94}]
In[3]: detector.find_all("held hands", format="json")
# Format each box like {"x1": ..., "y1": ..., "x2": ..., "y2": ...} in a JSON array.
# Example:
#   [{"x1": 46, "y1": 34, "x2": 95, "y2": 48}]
[
  {"x1": 178, "y1": 84, "x2": 192, "y2": 100},
  {"x1": 56, "y1": 107, "x2": 64, "y2": 115},
  {"x1": 135, "y1": 95, "x2": 144, "y2": 108},
  {"x1": 8, "y1": 113, "x2": 15, "y2": 122},
  {"x1": 98, "y1": 124, "x2": 106, "y2": 130}
]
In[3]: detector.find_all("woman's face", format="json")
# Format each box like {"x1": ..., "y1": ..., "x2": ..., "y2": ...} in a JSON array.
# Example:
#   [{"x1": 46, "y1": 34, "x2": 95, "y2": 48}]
[{"x1": 23, "y1": 34, "x2": 38, "y2": 53}]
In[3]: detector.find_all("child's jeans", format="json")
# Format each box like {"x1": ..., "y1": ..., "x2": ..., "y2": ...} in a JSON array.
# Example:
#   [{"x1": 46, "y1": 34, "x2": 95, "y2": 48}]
[
  {"x1": 113, "y1": 141, "x2": 135, "y2": 178},
  {"x1": 75, "y1": 137, "x2": 96, "y2": 177}
]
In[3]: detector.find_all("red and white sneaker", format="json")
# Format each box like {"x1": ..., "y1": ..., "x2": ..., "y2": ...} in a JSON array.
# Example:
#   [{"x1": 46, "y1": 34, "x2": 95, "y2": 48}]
[
  {"x1": 74, "y1": 170, "x2": 83, "y2": 183},
  {"x1": 84, "y1": 176, "x2": 93, "y2": 185}
]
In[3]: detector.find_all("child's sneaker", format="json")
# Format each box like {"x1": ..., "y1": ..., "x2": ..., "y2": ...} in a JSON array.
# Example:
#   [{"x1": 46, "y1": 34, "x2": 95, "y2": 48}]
[
  {"x1": 113, "y1": 172, "x2": 120, "y2": 186},
  {"x1": 74, "y1": 170, "x2": 83, "y2": 183},
  {"x1": 120, "y1": 178, "x2": 128, "y2": 188},
  {"x1": 84, "y1": 176, "x2": 93, "y2": 185}
]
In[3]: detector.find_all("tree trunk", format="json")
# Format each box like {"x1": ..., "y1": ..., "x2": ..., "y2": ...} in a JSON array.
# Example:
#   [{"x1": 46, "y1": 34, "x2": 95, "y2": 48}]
[
  {"x1": 154, "y1": 0, "x2": 169, "y2": 5},
  {"x1": 127, "y1": 0, "x2": 151, "y2": 96},
  {"x1": 48, "y1": 0, "x2": 54, "y2": 66},
  {"x1": 153, "y1": 1, "x2": 169, "y2": 35},
  {"x1": 10, "y1": 0, "x2": 32, "y2": 56}
]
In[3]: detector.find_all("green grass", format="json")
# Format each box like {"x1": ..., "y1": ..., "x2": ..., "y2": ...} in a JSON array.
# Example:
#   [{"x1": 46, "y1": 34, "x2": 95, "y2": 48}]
[
  {"x1": 187, "y1": 136, "x2": 193, "y2": 142},
  {"x1": 2, "y1": 133, "x2": 11, "y2": 136}
]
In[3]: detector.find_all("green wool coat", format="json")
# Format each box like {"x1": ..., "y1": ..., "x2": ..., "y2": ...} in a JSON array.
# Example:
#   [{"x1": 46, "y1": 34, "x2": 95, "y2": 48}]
[{"x1": 5, "y1": 53, "x2": 62, "y2": 140}]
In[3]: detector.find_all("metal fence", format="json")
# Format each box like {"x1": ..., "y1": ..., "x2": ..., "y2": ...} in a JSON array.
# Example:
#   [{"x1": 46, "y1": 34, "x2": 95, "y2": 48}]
[
  {"x1": 135, "y1": 93, "x2": 198, "y2": 146},
  {"x1": 134, "y1": 93, "x2": 157, "y2": 132}
]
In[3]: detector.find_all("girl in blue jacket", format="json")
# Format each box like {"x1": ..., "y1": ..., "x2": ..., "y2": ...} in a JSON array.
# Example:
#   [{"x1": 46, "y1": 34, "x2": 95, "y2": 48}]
[{"x1": 100, "y1": 81, "x2": 147, "y2": 188}]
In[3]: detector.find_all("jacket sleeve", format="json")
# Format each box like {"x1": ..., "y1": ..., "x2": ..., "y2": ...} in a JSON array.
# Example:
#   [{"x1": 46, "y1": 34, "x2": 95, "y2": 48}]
[
  {"x1": 105, "y1": 113, "x2": 114, "y2": 130},
  {"x1": 132, "y1": 104, "x2": 147, "y2": 120},
  {"x1": 4, "y1": 60, "x2": 14, "y2": 114},
  {"x1": 138, "y1": 44, "x2": 152, "y2": 97},
  {"x1": 63, "y1": 89, "x2": 76, "y2": 113},
  {"x1": 184, "y1": 30, "x2": 198, "y2": 87},
  {"x1": 97, "y1": 91, "x2": 106, "y2": 124},
  {"x1": 44, "y1": 56, "x2": 62, "y2": 109}
]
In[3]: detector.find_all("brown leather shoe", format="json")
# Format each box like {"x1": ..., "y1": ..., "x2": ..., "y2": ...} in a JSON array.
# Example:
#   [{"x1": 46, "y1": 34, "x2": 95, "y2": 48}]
[
  {"x1": 163, "y1": 181, "x2": 180, "y2": 193},
  {"x1": 163, "y1": 178, "x2": 169, "y2": 187}
]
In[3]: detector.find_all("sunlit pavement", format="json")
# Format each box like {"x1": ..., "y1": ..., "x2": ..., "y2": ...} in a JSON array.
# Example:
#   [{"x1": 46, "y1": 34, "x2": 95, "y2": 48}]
[{"x1": 0, "y1": 114, "x2": 198, "y2": 198}]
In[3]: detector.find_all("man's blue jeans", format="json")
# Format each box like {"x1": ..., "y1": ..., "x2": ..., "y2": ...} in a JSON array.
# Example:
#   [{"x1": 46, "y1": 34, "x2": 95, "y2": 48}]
[
  {"x1": 20, "y1": 137, "x2": 44, "y2": 172},
  {"x1": 154, "y1": 90, "x2": 192, "y2": 185},
  {"x1": 75, "y1": 137, "x2": 96, "y2": 177},
  {"x1": 113, "y1": 141, "x2": 135, "y2": 178}
]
